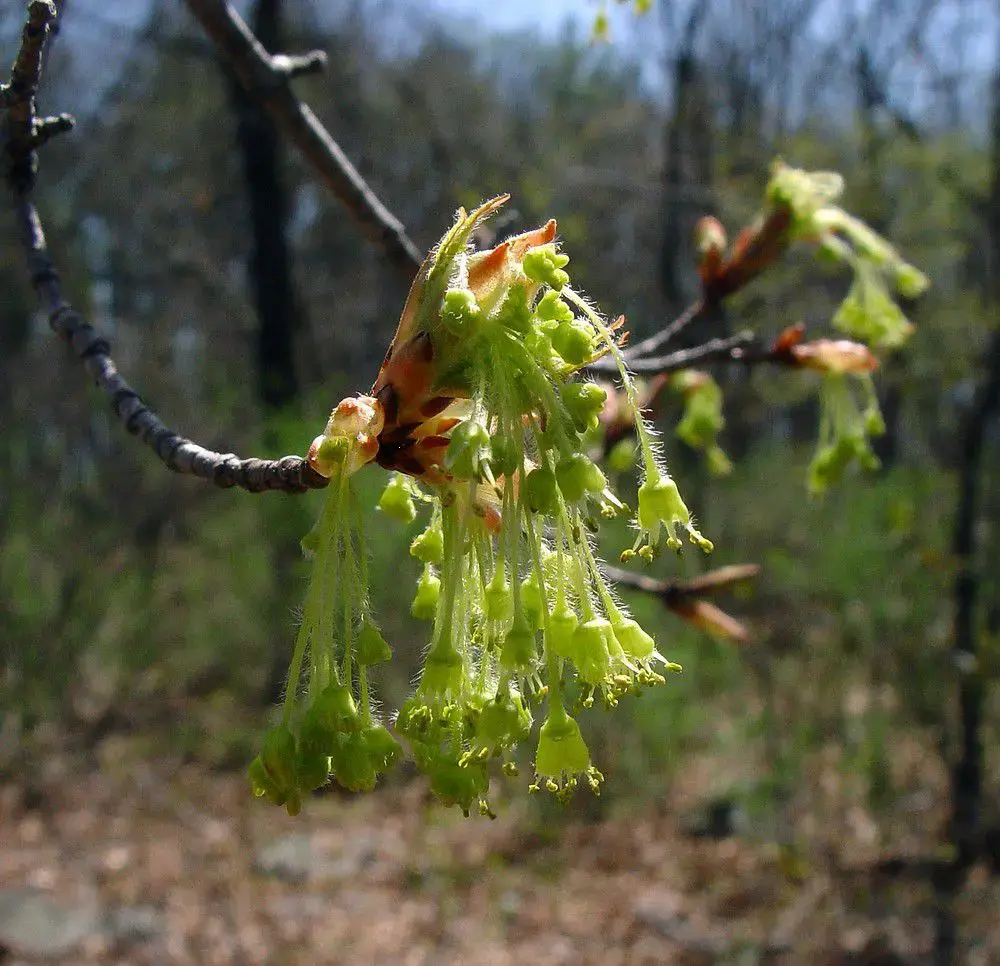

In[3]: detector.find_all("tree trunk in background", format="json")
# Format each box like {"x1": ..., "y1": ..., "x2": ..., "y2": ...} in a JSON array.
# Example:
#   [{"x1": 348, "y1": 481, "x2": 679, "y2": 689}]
[
  {"x1": 659, "y1": 1, "x2": 714, "y2": 319},
  {"x1": 856, "y1": 46, "x2": 904, "y2": 470},
  {"x1": 658, "y1": 3, "x2": 719, "y2": 521},
  {"x1": 932, "y1": 19, "x2": 1000, "y2": 963},
  {"x1": 222, "y1": 0, "x2": 308, "y2": 705},
  {"x1": 229, "y1": 0, "x2": 300, "y2": 411}
]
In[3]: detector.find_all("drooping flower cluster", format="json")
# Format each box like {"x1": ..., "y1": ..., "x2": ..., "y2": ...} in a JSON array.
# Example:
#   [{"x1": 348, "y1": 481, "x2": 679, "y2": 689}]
[
  {"x1": 762, "y1": 164, "x2": 928, "y2": 491},
  {"x1": 250, "y1": 196, "x2": 700, "y2": 816},
  {"x1": 766, "y1": 162, "x2": 929, "y2": 349}
]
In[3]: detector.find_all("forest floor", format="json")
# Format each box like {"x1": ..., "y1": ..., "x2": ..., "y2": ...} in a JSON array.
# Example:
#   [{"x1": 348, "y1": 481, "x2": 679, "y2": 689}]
[{"x1": 1, "y1": 734, "x2": 998, "y2": 966}]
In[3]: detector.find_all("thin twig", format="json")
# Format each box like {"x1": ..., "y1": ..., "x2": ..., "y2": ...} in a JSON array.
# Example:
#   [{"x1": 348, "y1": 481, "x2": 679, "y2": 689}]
[
  {"x1": 604, "y1": 563, "x2": 760, "y2": 604},
  {"x1": 272, "y1": 50, "x2": 327, "y2": 80},
  {"x1": 27, "y1": 110, "x2": 72, "y2": 147},
  {"x1": 625, "y1": 331, "x2": 766, "y2": 374},
  {"x1": 605, "y1": 563, "x2": 760, "y2": 644},
  {"x1": 623, "y1": 299, "x2": 707, "y2": 361},
  {"x1": 182, "y1": 0, "x2": 422, "y2": 277}
]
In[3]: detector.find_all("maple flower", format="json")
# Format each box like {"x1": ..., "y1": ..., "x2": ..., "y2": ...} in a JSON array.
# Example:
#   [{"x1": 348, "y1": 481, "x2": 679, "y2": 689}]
[{"x1": 255, "y1": 196, "x2": 705, "y2": 815}]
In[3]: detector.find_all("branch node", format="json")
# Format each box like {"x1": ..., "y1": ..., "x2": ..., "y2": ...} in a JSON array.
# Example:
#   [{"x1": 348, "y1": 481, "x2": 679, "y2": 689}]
[
  {"x1": 28, "y1": 112, "x2": 74, "y2": 149},
  {"x1": 271, "y1": 50, "x2": 327, "y2": 80}
]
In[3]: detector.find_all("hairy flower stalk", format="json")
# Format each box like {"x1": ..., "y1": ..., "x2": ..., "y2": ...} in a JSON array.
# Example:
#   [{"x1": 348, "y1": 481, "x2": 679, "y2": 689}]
[
  {"x1": 252, "y1": 178, "x2": 926, "y2": 816},
  {"x1": 249, "y1": 400, "x2": 402, "y2": 815},
  {"x1": 251, "y1": 196, "x2": 700, "y2": 815}
]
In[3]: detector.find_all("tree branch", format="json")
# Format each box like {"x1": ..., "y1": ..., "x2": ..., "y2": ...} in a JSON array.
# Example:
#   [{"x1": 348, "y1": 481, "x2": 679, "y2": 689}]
[
  {"x1": 182, "y1": 0, "x2": 422, "y2": 278},
  {"x1": 625, "y1": 331, "x2": 764, "y2": 374},
  {"x1": 605, "y1": 563, "x2": 760, "y2": 604},
  {"x1": 605, "y1": 563, "x2": 760, "y2": 643},
  {"x1": 622, "y1": 299, "x2": 707, "y2": 362},
  {"x1": 2, "y1": 1, "x2": 327, "y2": 495},
  {"x1": 13, "y1": 196, "x2": 327, "y2": 492},
  {"x1": 1, "y1": 1, "x2": 72, "y2": 192}
]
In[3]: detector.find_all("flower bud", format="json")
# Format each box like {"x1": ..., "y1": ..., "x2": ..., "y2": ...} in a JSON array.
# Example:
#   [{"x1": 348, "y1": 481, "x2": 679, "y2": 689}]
[
  {"x1": 520, "y1": 574, "x2": 546, "y2": 630},
  {"x1": 249, "y1": 725, "x2": 301, "y2": 814},
  {"x1": 356, "y1": 620, "x2": 393, "y2": 666},
  {"x1": 411, "y1": 567, "x2": 440, "y2": 620},
  {"x1": 894, "y1": 263, "x2": 930, "y2": 299},
  {"x1": 444, "y1": 421, "x2": 491, "y2": 480},
  {"x1": 522, "y1": 244, "x2": 571, "y2": 290},
  {"x1": 536, "y1": 290, "x2": 574, "y2": 323},
  {"x1": 378, "y1": 474, "x2": 416, "y2": 524},
  {"x1": 329, "y1": 732, "x2": 377, "y2": 793},
  {"x1": 363, "y1": 724, "x2": 403, "y2": 773},
  {"x1": 705, "y1": 445, "x2": 733, "y2": 477},
  {"x1": 833, "y1": 263, "x2": 914, "y2": 350},
  {"x1": 790, "y1": 339, "x2": 878, "y2": 375},
  {"x1": 427, "y1": 756, "x2": 489, "y2": 816},
  {"x1": 525, "y1": 466, "x2": 558, "y2": 514},
  {"x1": 694, "y1": 216, "x2": 727, "y2": 257},
  {"x1": 766, "y1": 162, "x2": 844, "y2": 221},
  {"x1": 496, "y1": 286, "x2": 532, "y2": 334},
  {"x1": 606, "y1": 438, "x2": 636, "y2": 473},
  {"x1": 311, "y1": 684, "x2": 362, "y2": 733},
  {"x1": 248, "y1": 755, "x2": 295, "y2": 810},
  {"x1": 485, "y1": 572, "x2": 513, "y2": 622},
  {"x1": 316, "y1": 435, "x2": 350, "y2": 467},
  {"x1": 524, "y1": 329, "x2": 555, "y2": 364},
  {"x1": 546, "y1": 604, "x2": 579, "y2": 658},
  {"x1": 570, "y1": 618, "x2": 613, "y2": 685},
  {"x1": 442, "y1": 287, "x2": 481, "y2": 331},
  {"x1": 500, "y1": 623, "x2": 537, "y2": 672},
  {"x1": 552, "y1": 320, "x2": 596, "y2": 366},
  {"x1": 420, "y1": 646, "x2": 464, "y2": 694},
  {"x1": 561, "y1": 382, "x2": 607, "y2": 433},
  {"x1": 555, "y1": 453, "x2": 606, "y2": 503},
  {"x1": 295, "y1": 718, "x2": 333, "y2": 792},
  {"x1": 488, "y1": 437, "x2": 521, "y2": 477},
  {"x1": 410, "y1": 523, "x2": 444, "y2": 564},
  {"x1": 535, "y1": 709, "x2": 591, "y2": 779},
  {"x1": 474, "y1": 692, "x2": 532, "y2": 750},
  {"x1": 864, "y1": 405, "x2": 886, "y2": 437},
  {"x1": 612, "y1": 618, "x2": 656, "y2": 661},
  {"x1": 638, "y1": 476, "x2": 690, "y2": 551}
]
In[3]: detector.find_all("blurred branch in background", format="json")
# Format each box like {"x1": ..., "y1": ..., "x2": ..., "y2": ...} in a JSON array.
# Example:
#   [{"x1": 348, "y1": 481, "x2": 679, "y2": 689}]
[
  {"x1": 605, "y1": 562, "x2": 760, "y2": 643},
  {"x1": 182, "y1": 0, "x2": 422, "y2": 277},
  {"x1": 223, "y1": 0, "x2": 303, "y2": 412}
]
